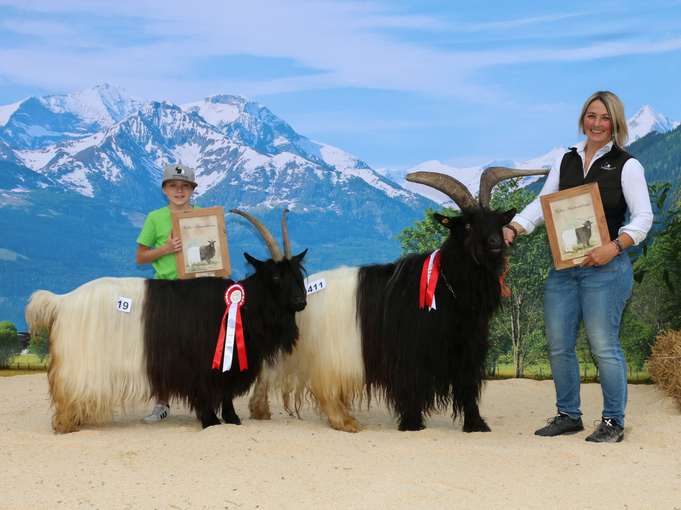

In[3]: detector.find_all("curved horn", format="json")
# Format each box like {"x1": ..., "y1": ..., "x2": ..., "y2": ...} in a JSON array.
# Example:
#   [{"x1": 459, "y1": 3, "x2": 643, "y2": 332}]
[
  {"x1": 406, "y1": 171, "x2": 477, "y2": 211},
  {"x1": 478, "y1": 167, "x2": 549, "y2": 208},
  {"x1": 230, "y1": 209, "x2": 283, "y2": 261},
  {"x1": 281, "y1": 208, "x2": 292, "y2": 259}
]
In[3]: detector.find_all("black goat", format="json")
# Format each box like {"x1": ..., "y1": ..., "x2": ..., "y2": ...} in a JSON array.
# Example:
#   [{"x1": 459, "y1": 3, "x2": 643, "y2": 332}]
[
  {"x1": 26, "y1": 210, "x2": 307, "y2": 432},
  {"x1": 249, "y1": 168, "x2": 548, "y2": 432}
]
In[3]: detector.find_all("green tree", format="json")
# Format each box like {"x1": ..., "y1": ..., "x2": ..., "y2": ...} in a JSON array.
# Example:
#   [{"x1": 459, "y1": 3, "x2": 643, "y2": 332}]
[
  {"x1": 489, "y1": 180, "x2": 552, "y2": 377},
  {"x1": 634, "y1": 182, "x2": 681, "y2": 329},
  {"x1": 29, "y1": 329, "x2": 50, "y2": 361},
  {"x1": 620, "y1": 314, "x2": 655, "y2": 377},
  {"x1": 0, "y1": 321, "x2": 21, "y2": 368}
]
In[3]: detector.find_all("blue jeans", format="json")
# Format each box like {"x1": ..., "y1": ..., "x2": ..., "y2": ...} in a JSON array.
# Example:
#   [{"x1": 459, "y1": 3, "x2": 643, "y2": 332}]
[{"x1": 544, "y1": 253, "x2": 633, "y2": 427}]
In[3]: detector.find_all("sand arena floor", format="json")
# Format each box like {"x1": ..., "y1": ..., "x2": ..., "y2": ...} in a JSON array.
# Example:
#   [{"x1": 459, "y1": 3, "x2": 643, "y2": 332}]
[{"x1": 1, "y1": 374, "x2": 680, "y2": 509}]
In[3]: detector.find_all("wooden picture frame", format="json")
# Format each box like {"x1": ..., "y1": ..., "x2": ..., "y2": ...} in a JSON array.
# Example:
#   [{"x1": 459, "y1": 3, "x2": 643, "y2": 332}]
[
  {"x1": 540, "y1": 182, "x2": 610, "y2": 270},
  {"x1": 171, "y1": 206, "x2": 231, "y2": 279}
]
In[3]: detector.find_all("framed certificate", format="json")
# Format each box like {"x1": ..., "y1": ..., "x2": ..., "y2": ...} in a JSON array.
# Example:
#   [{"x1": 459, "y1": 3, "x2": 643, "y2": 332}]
[
  {"x1": 540, "y1": 183, "x2": 610, "y2": 270},
  {"x1": 171, "y1": 206, "x2": 231, "y2": 279}
]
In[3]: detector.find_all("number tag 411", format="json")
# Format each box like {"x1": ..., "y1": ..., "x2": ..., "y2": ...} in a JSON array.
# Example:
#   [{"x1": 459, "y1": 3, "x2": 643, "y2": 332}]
[
  {"x1": 116, "y1": 297, "x2": 132, "y2": 313},
  {"x1": 305, "y1": 278, "x2": 326, "y2": 295}
]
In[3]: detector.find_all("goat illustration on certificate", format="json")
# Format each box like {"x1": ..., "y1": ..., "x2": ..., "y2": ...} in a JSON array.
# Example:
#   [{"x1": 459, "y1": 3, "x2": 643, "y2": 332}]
[
  {"x1": 171, "y1": 206, "x2": 231, "y2": 278},
  {"x1": 540, "y1": 183, "x2": 610, "y2": 270}
]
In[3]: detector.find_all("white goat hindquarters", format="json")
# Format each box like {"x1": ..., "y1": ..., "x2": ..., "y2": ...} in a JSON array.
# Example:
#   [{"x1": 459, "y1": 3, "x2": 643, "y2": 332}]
[
  {"x1": 257, "y1": 266, "x2": 365, "y2": 419},
  {"x1": 28, "y1": 277, "x2": 150, "y2": 432}
]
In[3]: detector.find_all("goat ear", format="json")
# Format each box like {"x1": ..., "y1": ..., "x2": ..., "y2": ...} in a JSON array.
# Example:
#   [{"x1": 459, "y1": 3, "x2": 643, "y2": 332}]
[
  {"x1": 432, "y1": 213, "x2": 458, "y2": 229},
  {"x1": 292, "y1": 248, "x2": 308, "y2": 262},
  {"x1": 500, "y1": 208, "x2": 516, "y2": 226},
  {"x1": 244, "y1": 252, "x2": 264, "y2": 269}
]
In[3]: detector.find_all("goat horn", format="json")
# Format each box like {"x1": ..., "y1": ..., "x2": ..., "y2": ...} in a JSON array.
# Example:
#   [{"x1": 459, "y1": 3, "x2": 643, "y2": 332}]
[
  {"x1": 281, "y1": 208, "x2": 292, "y2": 259},
  {"x1": 478, "y1": 167, "x2": 550, "y2": 208},
  {"x1": 230, "y1": 209, "x2": 283, "y2": 262},
  {"x1": 406, "y1": 171, "x2": 477, "y2": 211}
]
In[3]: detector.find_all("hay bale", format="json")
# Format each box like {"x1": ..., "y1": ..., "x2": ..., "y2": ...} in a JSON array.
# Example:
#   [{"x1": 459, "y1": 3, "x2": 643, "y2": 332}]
[{"x1": 648, "y1": 329, "x2": 681, "y2": 410}]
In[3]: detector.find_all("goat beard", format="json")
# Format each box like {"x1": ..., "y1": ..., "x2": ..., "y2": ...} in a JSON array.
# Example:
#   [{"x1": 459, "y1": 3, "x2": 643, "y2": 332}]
[{"x1": 463, "y1": 237, "x2": 505, "y2": 268}]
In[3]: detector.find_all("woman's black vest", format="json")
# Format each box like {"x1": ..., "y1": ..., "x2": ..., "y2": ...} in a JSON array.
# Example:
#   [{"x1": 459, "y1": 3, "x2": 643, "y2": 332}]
[{"x1": 558, "y1": 145, "x2": 631, "y2": 241}]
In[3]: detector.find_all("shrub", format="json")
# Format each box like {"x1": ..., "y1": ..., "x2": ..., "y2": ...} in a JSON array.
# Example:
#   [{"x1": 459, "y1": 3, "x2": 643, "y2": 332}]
[
  {"x1": 29, "y1": 328, "x2": 50, "y2": 361},
  {"x1": 0, "y1": 321, "x2": 21, "y2": 368}
]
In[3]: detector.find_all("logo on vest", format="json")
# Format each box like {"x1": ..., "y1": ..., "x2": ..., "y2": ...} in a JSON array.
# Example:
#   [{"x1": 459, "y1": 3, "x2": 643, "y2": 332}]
[{"x1": 600, "y1": 161, "x2": 616, "y2": 171}]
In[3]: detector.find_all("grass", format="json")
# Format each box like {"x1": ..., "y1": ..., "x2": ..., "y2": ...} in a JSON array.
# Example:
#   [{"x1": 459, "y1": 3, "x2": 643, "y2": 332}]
[
  {"x1": 489, "y1": 362, "x2": 652, "y2": 383},
  {"x1": 2, "y1": 353, "x2": 47, "y2": 371},
  {"x1": 0, "y1": 356, "x2": 653, "y2": 384}
]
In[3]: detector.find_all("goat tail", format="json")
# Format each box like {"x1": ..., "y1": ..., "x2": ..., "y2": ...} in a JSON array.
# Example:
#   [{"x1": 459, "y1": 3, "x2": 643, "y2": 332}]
[{"x1": 25, "y1": 290, "x2": 61, "y2": 333}]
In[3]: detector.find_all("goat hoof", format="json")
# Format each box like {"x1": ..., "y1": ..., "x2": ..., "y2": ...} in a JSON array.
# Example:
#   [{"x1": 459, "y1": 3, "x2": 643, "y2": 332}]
[
  {"x1": 249, "y1": 409, "x2": 271, "y2": 420},
  {"x1": 343, "y1": 416, "x2": 361, "y2": 432},
  {"x1": 398, "y1": 420, "x2": 425, "y2": 431},
  {"x1": 200, "y1": 414, "x2": 221, "y2": 429},
  {"x1": 463, "y1": 420, "x2": 491, "y2": 433},
  {"x1": 328, "y1": 417, "x2": 360, "y2": 433},
  {"x1": 52, "y1": 417, "x2": 80, "y2": 434},
  {"x1": 222, "y1": 414, "x2": 242, "y2": 426}
]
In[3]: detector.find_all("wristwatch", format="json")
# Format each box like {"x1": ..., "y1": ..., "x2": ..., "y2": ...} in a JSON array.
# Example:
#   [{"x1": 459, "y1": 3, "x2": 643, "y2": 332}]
[{"x1": 612, "y1": 238, "x2": 624, "y2": 253}]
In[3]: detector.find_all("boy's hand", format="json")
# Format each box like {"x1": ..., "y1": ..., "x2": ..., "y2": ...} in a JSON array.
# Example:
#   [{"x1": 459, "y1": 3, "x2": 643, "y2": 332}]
[{"x1": 164, "y1": 233, "x2": 182, "y2": 254}]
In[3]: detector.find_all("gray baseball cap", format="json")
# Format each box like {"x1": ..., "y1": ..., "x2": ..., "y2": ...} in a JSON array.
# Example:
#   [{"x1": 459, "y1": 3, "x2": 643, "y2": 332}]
[{"x1": 162, "y1": 163, "x2": 197, "y2": 188}]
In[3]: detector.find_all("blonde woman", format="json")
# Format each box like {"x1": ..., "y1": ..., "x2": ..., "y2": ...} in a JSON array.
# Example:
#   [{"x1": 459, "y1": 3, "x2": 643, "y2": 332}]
[{"x1": 503, "y1": 91, "x2": 653, "y2": 443}]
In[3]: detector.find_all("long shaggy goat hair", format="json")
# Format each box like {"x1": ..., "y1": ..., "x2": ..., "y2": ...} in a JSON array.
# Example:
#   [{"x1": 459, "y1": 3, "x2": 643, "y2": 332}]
[
  {"x1": 249, "y1": 168, "x2": 548, "y2": 432},
  {"x1": 26, "y1": 210, "x2": 307, "y2": 432}
]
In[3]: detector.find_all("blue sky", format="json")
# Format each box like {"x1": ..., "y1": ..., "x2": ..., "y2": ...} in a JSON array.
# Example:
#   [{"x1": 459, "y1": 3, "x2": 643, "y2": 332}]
[{"x1": 1, "y1": 0, "x2": 680, "y2": 169}]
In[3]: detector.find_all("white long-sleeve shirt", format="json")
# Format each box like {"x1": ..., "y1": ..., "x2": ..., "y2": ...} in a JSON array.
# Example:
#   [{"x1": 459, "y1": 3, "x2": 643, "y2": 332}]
[{"x1": 513, "y1": 141, "x2": 653, "y2": 245}]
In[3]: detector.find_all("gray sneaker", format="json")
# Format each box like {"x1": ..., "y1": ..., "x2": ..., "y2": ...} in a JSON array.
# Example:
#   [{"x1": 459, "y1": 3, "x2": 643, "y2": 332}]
[
  {"x1": 534, "y1": 413, "x2": 584, "y2": 437},
  {"x1": 143, "y1": 403, "x2": 170, "y2": 423},
  {"x1": 585, "y1": 418, "x2": 624, "y2": 443}
]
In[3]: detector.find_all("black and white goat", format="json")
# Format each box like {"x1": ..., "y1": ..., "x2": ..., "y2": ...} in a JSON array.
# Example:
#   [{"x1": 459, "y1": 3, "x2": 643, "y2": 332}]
[
  {"x1": 26, "y1": 210, "x2": 307, "y2": 432},
  {"x1": 250, "y1": 168, "x2": 548, "y2": 432}
]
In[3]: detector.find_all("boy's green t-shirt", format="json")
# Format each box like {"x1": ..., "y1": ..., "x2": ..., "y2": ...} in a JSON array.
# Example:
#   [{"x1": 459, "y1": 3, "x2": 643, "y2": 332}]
[{"x1": 136, "y1": 206, "x2": 178, "y2": 280}]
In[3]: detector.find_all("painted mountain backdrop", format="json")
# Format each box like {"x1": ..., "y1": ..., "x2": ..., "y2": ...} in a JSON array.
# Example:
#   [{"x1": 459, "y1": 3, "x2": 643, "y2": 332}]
[
  {"x1": 0, "y1": 85, "x2": 434, "y2": 329},
  {"x1": 1, "y1": 85, "x2": 680, "y2": 329}
]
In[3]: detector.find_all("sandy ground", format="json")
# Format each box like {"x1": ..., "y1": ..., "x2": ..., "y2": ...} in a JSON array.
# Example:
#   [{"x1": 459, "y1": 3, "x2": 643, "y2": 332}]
[{"x1": 1, "y1": 375, "x2": 680, "y2": 510}]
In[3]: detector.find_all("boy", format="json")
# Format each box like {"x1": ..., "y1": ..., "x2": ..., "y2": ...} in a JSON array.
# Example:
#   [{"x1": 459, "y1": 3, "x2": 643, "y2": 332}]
[{"x1": 136, "y1": 163, "x2": 197, "y2": 422}]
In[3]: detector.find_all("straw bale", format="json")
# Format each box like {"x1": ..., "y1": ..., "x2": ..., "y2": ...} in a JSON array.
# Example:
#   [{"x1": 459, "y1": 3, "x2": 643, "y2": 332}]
[{"x1": 648, "y1": 329, "x2": 681, "y2": 410}]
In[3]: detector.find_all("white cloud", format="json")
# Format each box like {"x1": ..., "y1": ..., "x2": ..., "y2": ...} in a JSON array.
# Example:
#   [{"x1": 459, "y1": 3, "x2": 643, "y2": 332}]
[{"x1": 0, "y1": 0, "x2": 680, "y2": 104}]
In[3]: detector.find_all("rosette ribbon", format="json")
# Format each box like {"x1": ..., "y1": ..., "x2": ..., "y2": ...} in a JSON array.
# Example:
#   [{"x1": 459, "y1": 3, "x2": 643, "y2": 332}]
[
  {"x1": 419, "y1": 249, "x2": 441, "y2": 311},
  {"x1": 212, "y1": 283, "x2": 248, "y2": 372}
]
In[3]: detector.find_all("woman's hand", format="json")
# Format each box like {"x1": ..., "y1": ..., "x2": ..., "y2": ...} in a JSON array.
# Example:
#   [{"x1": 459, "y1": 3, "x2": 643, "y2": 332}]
[
  {"x1": 580, "y1": 242, "x2": 619, "y2": 267},
  {"x1": 502, "y1": 226, "x2": 517, "y2": 246}
]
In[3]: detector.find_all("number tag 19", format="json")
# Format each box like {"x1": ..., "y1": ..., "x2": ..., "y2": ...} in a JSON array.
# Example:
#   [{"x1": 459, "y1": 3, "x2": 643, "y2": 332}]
[
  {"x1": 305, "y1": 278, "x2": 327, "y2": 295},
  {"x1": 116, "y1": 297, "x2": 132, "y2": 313}
]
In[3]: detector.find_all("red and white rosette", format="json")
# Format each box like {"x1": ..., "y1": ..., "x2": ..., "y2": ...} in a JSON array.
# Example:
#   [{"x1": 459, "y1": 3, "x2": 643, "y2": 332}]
[
  {"x1": 212, "y1": 284, "x2": 248, "y2": 372},
  {"x1": 419, "y1": 249, "x2": 441, "y2": 311}
]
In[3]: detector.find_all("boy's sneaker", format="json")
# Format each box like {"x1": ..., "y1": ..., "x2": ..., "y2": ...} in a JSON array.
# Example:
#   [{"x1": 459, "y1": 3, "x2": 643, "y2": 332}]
[
  {"x1": 585, "y1": 418, "x2": 624, "y2": 443},
  {"x1": 534, "y1": 413, "x2": 584, "y2": 437},
  {"x1": 143, "y1": 403, "x2": 170, "y2": 423}
]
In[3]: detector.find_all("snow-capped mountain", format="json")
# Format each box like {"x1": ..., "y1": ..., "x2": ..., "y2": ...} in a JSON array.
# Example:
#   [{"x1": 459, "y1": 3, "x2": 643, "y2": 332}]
[
  {"x1": 1, "y1": 88, "x2": 424, "y2": 216},
  {"x1": 401, "y1": 148, "x2": 565, "y2": 206},
  {"x1": 0, "y1": 99, "x2": 23, "y2": 127},
  {"x1": 402, "y1": 105, "x2": 680, "y2": 205},
  {"x1": 628, "y1": 105, "x2": 680, "y2": 143},
  {"x1": 0, "y1": 84, "x2": 435, "y2": 330},
  {"x1": 183, "y1": 95, "x2": 414, "y2": 203},
  {"x1": 0, "y1": 84, "x2": 141, "y2": 150}
]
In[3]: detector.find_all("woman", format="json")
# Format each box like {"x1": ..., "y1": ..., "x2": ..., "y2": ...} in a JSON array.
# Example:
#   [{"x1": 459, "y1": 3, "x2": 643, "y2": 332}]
[{"x1": 503, "y1": 91, "x2": 653, "y2": 443}]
